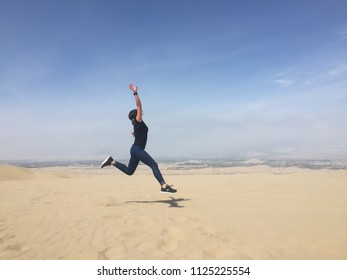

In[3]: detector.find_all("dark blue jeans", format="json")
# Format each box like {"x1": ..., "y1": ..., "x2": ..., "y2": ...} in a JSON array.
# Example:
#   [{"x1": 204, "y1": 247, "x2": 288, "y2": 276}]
[{"x1": 114, "y1": 145, "x2": 165, "y2": 186}]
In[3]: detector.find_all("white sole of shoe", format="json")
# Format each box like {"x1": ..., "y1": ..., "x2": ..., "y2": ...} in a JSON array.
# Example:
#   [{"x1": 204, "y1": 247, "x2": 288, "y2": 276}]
[{"x1": 101, "y1": 157, "x2": 112, "y2": 168}]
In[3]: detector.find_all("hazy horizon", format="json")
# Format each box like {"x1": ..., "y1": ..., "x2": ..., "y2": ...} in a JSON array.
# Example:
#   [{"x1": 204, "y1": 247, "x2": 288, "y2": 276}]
[{"x1": 1, "y1": 1, "x2": 347, "y2": 161}]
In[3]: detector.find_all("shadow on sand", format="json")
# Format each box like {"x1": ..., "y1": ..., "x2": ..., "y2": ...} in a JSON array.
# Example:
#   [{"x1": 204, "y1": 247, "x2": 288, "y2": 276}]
[{"x1": 125, "y1": 197, "x2": 190, "y2": 208}]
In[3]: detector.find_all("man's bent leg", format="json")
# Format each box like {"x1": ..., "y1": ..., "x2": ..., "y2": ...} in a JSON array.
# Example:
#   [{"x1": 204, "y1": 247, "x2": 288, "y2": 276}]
[
  {"x1": 114, "y1": 156, "x2": 139, "y2": 175},
  {"x1": 133, "y1": 147, "x2": 166, "y2": 185}
]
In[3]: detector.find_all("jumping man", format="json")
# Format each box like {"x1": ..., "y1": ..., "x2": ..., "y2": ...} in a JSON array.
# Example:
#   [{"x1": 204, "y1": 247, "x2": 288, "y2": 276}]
[{"x1": 101, "y1": 84, "x2": 177, "y2": 193}]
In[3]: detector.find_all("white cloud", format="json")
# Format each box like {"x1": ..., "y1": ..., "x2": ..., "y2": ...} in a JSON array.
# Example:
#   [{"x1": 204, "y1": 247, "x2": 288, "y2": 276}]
[
  {"x1": 272, "y1": 79, "x2": 294, "y2": 87},
  {"x1": 328, "y1": 64, "x2": 347, "y2": 76},
  {"x1": 336, "y1": 26, "x2": 347, "y2": 41}
]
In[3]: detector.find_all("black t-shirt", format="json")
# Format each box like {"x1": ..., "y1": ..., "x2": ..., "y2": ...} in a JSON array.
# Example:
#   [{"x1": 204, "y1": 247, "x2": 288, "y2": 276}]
[{"x1": 133, "y1": 121, "x2": 148, "y2": 149}]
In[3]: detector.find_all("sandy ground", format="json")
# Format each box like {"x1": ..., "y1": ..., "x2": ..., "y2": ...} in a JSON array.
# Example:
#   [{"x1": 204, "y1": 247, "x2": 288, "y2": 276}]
[{"x1": 0, "y1": 164, "x2": 346, "y2": 260}]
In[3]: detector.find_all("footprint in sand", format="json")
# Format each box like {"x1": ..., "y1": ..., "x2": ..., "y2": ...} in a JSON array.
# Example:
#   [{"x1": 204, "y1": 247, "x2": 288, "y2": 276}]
[
  {"x1": 157, "y1": 238, "x2": 178, "y2": 252},
  {"x1": 0, "y1": 232, "x2": 14, "y2": 248},
  {"x1": 31, "y1": 194, "x2": 49, "y2": 202},
  {"x1": 153, "y1": 227, "x2": 188, "y2": 254},
  {"x1": 125, "y1": 216, "x2": 153, "y2": 227},
  {"x1": 5, "y1": 243, "x2": 23, "y2": 251},
  {"x1": 161, "y1": 227, "x2": 186, "y2": 240},
  {"x1": 0, "y1": 233, "x2": 16, "y2": 240},
  {"x1": 102, "y1": 213, "x2": 124, "y2": 220},
  {"x1": 134, "y1": 239, "x2": 158, "y2": 256},
  {"x1": 98, "y1": 245, "x2": 126, "y2": 260},
  {"x1": 98, "y1": 249, "x2": 108, "y2": 260}
]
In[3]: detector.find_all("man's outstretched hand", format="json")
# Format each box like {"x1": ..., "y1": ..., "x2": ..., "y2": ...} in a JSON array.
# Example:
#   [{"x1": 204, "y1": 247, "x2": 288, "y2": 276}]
[{"x1": 129, "y1": 83, "x2": 138, "y2": 93}]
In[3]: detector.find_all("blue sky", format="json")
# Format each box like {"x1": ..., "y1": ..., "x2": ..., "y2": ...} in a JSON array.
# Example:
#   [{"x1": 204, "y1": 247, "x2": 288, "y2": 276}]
[{"x1": 1, "y1": 0, "x2": 347, "y2": 160}]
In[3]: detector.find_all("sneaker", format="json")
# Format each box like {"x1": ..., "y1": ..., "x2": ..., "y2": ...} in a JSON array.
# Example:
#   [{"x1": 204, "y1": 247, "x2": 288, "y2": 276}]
[
  {"x1": 100, "y1": 156, "x2": 114, "y2": 168},
  {"x1": 161, "y1": 185, "x2": 177, "y2": 193}
]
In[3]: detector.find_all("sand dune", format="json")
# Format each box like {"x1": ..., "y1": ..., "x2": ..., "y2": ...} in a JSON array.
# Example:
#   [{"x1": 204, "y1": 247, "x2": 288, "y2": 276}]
[
  {"x1": 0, "y1": 164, "x2": 346, "y2": 259},
  {"x1": 0, "y1": 165, "x2": 35, "y2": 181}
]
